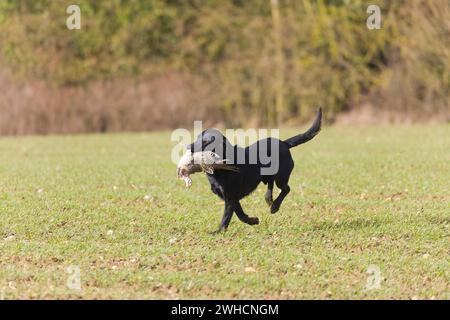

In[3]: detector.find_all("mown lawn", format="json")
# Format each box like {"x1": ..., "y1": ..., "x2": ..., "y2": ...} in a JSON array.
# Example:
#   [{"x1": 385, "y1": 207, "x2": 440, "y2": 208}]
[{"x1": 0, "y1": 125, "x2": 448, "y2": 299}]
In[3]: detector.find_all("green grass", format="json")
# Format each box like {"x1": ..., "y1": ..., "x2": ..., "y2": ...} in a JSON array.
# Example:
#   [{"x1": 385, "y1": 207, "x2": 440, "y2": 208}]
[{"x1": 0, "y1": 125, "x2": 449, "y2": 299}]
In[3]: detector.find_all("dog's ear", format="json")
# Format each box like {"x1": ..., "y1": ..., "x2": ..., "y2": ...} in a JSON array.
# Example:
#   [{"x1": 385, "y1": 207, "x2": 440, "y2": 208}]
[{"x1": 201, "y1": 129, "x2": 229, "y2": 159}]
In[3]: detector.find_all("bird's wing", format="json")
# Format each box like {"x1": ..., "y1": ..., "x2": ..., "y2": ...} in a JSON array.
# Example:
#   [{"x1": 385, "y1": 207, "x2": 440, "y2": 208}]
[{"x1": 200, "y1": 164, "x2": 214, "y2": 174}]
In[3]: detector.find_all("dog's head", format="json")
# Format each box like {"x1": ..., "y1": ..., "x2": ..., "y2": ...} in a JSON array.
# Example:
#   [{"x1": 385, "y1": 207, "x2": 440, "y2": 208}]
[{"x1": 187, "y1": 129, "x2": 231, "y2": 159}]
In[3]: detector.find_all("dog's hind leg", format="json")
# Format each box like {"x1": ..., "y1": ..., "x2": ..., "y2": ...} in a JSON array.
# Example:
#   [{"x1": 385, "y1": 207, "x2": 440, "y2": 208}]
[
  {"x1": 265, "y1": 180, "x2": 274, "y2": 207},
  {"x1": 234, "y1": 201, "x2": 259, "y2": 225},
  {"x1": 270, "y1": 170, "x2": 293, "y2": 214},
  {"x1": 270, "y1": 159, "x2": 293, "y2": 214},
  {"x1": 270, "y1": 184, "x2": 290, "y2": 214}
]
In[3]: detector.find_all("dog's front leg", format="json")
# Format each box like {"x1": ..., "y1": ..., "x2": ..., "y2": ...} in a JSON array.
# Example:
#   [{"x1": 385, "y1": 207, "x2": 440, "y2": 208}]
[
  {"x1": 212, "y1": 200, "x2": 234, "y2": 234},
  {"x1": 235, "y1": 201, "x2": 259, "y2": 225}
]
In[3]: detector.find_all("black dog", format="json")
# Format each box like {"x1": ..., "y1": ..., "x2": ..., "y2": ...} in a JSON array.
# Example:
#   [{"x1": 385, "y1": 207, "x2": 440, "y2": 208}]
[{"x1": 188, "y1": 109, "x2": 322, "y2": 233}]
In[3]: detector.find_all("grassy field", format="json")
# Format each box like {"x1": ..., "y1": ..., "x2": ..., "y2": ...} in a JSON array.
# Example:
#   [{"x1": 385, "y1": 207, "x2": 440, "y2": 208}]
[{"x1": 0, "y1": 125, "x2": 449, "y2": 299}]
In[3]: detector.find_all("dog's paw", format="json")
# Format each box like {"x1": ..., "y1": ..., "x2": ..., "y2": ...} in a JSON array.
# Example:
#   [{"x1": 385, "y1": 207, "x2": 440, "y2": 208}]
[
  {"x1": 270, "y1": 204, "x2": 280, "y2": 214},
  {"x1": 209, "y1": 228, "x2": 226, "y2": 235},
  {"x1": 248, "y1": 217, "x2": 260, "y2": 225}
]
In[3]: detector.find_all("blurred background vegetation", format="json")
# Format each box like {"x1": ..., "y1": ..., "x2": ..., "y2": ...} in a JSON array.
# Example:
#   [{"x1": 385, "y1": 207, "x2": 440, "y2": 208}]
[{"x1": 0, "y1": 0, "x2": 449, "y2": 134}]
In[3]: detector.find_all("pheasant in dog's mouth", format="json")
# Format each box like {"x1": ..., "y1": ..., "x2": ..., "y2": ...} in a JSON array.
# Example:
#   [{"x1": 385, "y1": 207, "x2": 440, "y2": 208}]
[{"x1": 177, "y1": 151, "x2": 239, "y2": 188}]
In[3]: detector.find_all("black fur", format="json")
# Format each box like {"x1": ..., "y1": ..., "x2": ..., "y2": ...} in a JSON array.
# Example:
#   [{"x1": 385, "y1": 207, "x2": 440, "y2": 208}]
[{"x1": 188, "y1": 108, "x2": 322, "y2": 233}]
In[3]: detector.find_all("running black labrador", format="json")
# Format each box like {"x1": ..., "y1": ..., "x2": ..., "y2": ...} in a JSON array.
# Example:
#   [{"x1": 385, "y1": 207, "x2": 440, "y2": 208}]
[{"x1": 188, "y1": 109, "x2": 322, "y2": 233}]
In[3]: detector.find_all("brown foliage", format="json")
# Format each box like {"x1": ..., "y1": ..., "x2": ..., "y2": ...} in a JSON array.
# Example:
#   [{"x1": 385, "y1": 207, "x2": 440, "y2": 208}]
[
  {"x1": 0, "y1": 1, "x2": 449, "y2": 134},
  {"x1": 0, "y1": 70, "x2": 220, "y2": 135}
]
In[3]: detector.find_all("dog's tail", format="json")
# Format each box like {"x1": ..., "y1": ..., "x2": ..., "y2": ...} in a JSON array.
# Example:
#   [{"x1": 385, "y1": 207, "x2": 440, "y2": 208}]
[{"x1": 284, "y1": 108, "x2": 322, "y2": 149}]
